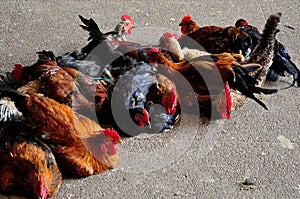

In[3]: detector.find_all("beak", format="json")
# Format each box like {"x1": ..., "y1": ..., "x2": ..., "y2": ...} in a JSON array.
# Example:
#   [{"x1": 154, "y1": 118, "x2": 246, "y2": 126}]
[
  {"x1": 179, "y1": 22, "x2": 182, "y2": 26},
  {"x1": 118, "y1": 140, "x2": 123, "y2": 145},
  {"x1": 131, "y1": 26, "x2": 136, "y2": 28}
]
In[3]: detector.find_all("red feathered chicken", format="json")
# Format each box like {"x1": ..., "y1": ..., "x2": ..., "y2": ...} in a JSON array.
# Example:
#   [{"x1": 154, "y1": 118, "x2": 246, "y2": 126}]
[
  {"x1": 0, "y1": 100, "x2": 62, "y2": 198},
  {"x1": 147, "y1": 48, "x2": 232, "y2": 119},
  {"x1": 0, "y1": 87, "x2": 122, "y2": 177},
  {"x1": 178, "y1": 14, "x2": 252, "y2": 57},
  {"x1": 147, "y1": 47, "x2": 278, "y2": 115},
  {"x1": 4, "y1": 51, "x2": 114, "y2": 122},
  {"x1": 0, "y1": 133, "x2": 62, "y2": 199}
]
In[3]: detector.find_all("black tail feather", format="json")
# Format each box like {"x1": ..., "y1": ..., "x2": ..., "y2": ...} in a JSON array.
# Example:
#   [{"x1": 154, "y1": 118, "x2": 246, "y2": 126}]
[
  {"x1": 256, "y1": 87, "x2": 278, "y2": 94},
  {"x1": 231, "y1": 66, "x2": 277, "y2": 110},
  {"x1": 0, "y1": 87, "x2": 27, "y2": 101},
  {"x1": 36, "y1": 50, "x2": 56, "y2": 61},
  {"x1": 79, "y1": 15, "x2": 107, "y2": 41},
  {"x1": 0, "y1": 72, "x2": 20, "y2": 89},
  {"x1": 250, "y1": 95, "x2": 269, "y2": 110}
]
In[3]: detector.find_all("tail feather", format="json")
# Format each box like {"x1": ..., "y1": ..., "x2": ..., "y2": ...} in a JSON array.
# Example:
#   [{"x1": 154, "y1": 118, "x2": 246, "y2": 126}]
[
  {"x1": 0, "y1": 87, "x2": 27, "y2": 101},
  {"x1": 36, "y1": 50, "x2": 56, "y2": 61},
  {"x1": 231, "y1": 66, "x2": 276, "y2": 110},
  {"x1": 250, "y1": 95, "x2": 269, "y2": 110},
  {"x1": 0, "y1": 72, "x2": 20, "y2": 89},
  {"x1": 256, "y1": 87, "x2": 278, "y2": 94},
  {"x1": 78, "y1": 15, "x2": 108, "y2": 57},
  {"x1": 79, "y1": 15, "x2": 107, "y2": 41}
]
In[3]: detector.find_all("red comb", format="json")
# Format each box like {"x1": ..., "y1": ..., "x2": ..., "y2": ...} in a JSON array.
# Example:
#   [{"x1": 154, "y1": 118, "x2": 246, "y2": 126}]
[
  {"x1": 147, "y1": 48, "x2": 161, "y2": 55},
  {"x1": 102, "y1": 128, "x2": 121, "y2": 141},
  {"x1": 181, "y1": 14, "x2": 192, "y2": 23},
  {"x1": 13, "y1": 64, "x2": 23, "y2": 81},
  {"x1": 121, "y1": 14, "x2": 133, "y2": 24}
]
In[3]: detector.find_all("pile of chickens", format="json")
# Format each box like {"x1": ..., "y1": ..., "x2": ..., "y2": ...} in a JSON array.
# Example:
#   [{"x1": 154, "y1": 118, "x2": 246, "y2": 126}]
[{"x1": 0, "y1": 12, "x2": 299, "y2": 198}]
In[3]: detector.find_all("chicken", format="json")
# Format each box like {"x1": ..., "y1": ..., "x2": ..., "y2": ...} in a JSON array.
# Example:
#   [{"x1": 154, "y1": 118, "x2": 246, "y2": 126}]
[
  {"x1": 57, "y1": 52, "x2": 114, "y2": 78},
  {"x1": 0, "y1": 134, "x2": 62, "y2": 199},
  {"x1": 76, "y1": 14, "x2": 134, "y2": 60},
  {"x1": 0, "y1": 102, "x2": 62, "y2": 199},
  {"x1": 112, "y1": 61, "x2": 180, "y2": 134},
  {"x1": 0, "y1": 87, "x2": 122, "y2": 177},
  {"x1": 11, "y1": 51, "x2": 77, "y2": 105},
  {"x1": 147, "y1": 48, "x2": 232, "y2": 118},
  {"x1": 243, "y1": 13, "x2": 282, "y2": 86},
  {"x1": 147, "y1": 48, "x2": 278, "y2": 113},
  {"x1": 161, "y1": 32, "x2": 241, "y2": 62},
  {"x1": 235, "y1": 14, "x2": 300, "y2": 87},
  {"x1": 0, "y1": 99, "x2": 21, "y2": 138},
  {"x1": 178, "y1": 14, "x2": 252, "y2": 57},
  {"x1": 146, "y1": 73, "x2": 181, "y2": 132},
  {"x1": 4, "y1": 51, "x2": 114, "y2": 121}
]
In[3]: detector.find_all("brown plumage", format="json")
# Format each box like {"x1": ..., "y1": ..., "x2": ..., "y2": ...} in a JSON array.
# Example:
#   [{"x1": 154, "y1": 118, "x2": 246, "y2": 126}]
[
  {"x1": 0, "y1": 87, "x2": 122, "y2": 178},
  {"x1": 62, "y1": 67, "x2": 114, "y2": 122},
  {"x1": 178, "y1": 14, "x2": 252, "y2": 56},
  {"x1": 147, "y1": 48, "x2": 234, "y2": 118},
  {"x1": 147, "y1": 48, "x2": 278, "y2": 112},
  {"x1": 7, "y1": 51, "x2": 113, "y2": 121},
  {"x1": 0, "y1": 133, "x2": 62, "y2": 199}
]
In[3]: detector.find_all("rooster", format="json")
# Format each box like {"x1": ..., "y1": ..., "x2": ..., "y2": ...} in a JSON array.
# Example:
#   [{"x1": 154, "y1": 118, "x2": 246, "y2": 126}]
[
  {"x1": 147, "y1": 48, "x2": 278, "y2": 114},
  {"x1": 0, "y1": 87, "x2": 122, "y2": 177},
  {"x1": 112, "y1": 61, "x2": 180, "y2": 134},
  {"x1": 0, "y1": 101, "x2": 62, "y2": 198},
  {"x1": 3, "y1": 51, "x2": 115, "y2": 122},
  {"x1": 0, "y1": 133, "x2": 62, "y2": 199},
  {"x1": 75, "y1": 14, "x2": 134, "y2": 60},
  {"x1": 178, "y1": 14, "x2": 252, "y2": 57},
  {"x1": 235, "y1": 14, "x2": 300, "y2": 87}
]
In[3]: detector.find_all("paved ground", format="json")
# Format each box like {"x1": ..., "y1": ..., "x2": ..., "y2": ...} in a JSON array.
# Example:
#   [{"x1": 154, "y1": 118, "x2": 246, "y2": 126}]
[{"x1": 0, "y1": 1, "x2": 299, "y2": 198}]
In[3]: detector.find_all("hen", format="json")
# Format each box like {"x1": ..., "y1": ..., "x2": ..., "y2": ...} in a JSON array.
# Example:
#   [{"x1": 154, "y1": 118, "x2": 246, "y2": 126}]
[
  {"x1": 0, "y1": 87, "x2": 122, "y2": 178},
  {"x1": 235, "y1": 14, "x2": 300, "y2": 87},
  {"x1": 178, "y1": 14, "x2": 252, "y2": 57}
]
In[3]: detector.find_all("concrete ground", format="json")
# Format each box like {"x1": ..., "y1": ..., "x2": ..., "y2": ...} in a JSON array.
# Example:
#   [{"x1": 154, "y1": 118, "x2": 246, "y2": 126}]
[{"x1": 0, "y1": 0, "x2": 299, "y2": 198}]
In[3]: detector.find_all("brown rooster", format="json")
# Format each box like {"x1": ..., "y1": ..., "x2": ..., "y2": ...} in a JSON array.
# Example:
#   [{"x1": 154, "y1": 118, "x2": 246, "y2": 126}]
[
  {"x1": 0, "y1": 100, "x2": 62, "y2": 198},
  {"x1": 0, "y1": 87, "x2": 122, "y2": 177},
  {"x1": 147, "y1": 47, "x2": 232, "y2": 119},
  {"x1": 4, "y1": 51, "x2": 114, "y2": 122},
  {"x1": 147, "y1": 47, "x2": 278, "y2": 113},
  {"x1": 178, "y1": 14, "x2": 252, "y2": 57},
  {"x1": 0, "y1": 134, "x2": 62, "y2": 199}
]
